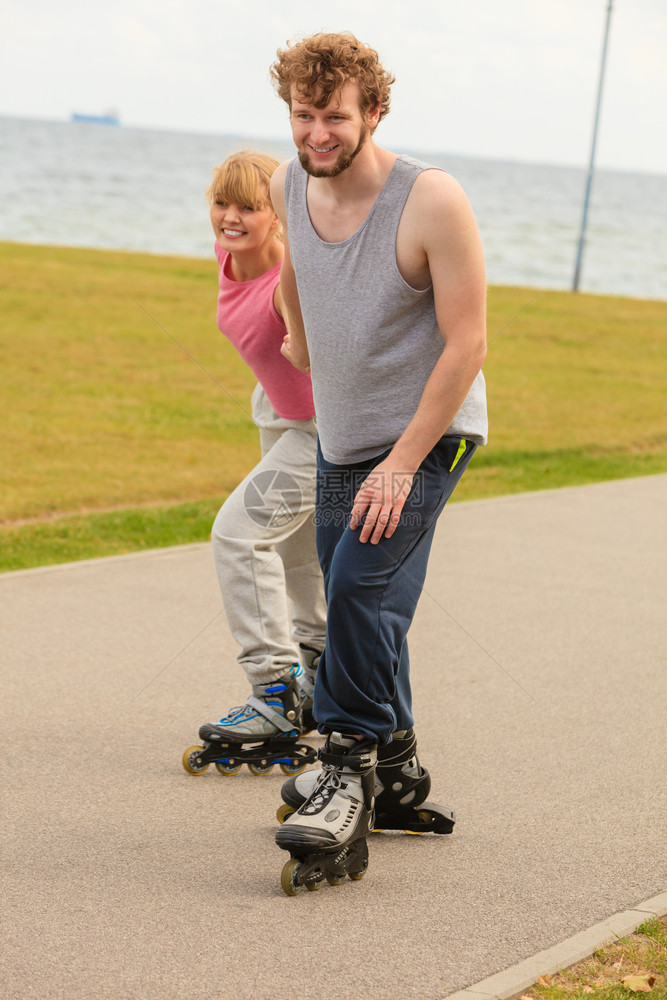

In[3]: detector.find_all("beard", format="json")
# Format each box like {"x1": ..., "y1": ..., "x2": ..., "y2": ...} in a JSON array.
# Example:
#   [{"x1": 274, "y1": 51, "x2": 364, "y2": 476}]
[{"x1": 298, "y1": 124, "x2": 369, "y2": 178}]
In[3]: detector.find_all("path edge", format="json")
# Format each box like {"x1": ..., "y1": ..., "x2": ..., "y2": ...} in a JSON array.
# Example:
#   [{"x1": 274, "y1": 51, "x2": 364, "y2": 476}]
[{"x1": 443, "y1": 891, "x2": 667, "y2": 1000}]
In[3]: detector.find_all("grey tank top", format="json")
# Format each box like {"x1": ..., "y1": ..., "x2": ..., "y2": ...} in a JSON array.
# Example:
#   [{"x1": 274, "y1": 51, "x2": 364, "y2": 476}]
[{"x1": 285, "y1": 154, "x2": 488, "y2": 465}]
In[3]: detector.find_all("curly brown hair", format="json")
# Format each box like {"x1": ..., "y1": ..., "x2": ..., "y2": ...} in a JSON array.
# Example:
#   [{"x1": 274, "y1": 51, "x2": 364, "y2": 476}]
[{"x1": 270, "y1": 31, "x2": 395, "y2": 124}]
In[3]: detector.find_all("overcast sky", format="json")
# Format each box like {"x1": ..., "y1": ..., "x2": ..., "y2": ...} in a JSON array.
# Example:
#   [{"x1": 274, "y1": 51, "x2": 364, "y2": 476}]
[{"x1": 1, "y1": 0, "x2": 666, "y2": 174}]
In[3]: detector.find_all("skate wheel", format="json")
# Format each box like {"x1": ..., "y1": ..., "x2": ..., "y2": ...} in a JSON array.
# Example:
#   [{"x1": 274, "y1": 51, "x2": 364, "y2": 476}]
[
  {"x1": 247, "y1": 761, "x2": 274, "y2": 776},
  {"x1": 279, "y1": 759, "x2": 308, "y2": 776},
  {"x1": 182, "y1": 746, "x2": 209, "y2": 775},
  {"x1": 348, "y1": 870, "x2": 366, "y2": 881},
  {"x1": 305, "y1": 880, "x2": 322, "y2": 891},
  {"x1": 404, "y1": 808, "x2": 434, "y2": 834},
  {"x1": 326, "y1": 873, "x2": 345, "y2": 886},
  {"x1": 405, "y1": 814, "x2": 429, "y2": 835},
  {"x1": 276, "y1": 803, "x2": 295, "y2": 824},
  {"x1": 403, "y1": 808, "x2": 435, "y2": 834},
  {"x1": 214, "y1": 759, "x2": 242, "y2": 776},
  {"x1": 280, "y1": 858, "x2": 302, "y2": 896}
]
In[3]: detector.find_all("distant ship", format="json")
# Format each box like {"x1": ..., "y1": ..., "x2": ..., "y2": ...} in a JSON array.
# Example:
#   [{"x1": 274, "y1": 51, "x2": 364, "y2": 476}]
[{"x1": 71, "y1": 111, "x2": 121, "y2": 126}]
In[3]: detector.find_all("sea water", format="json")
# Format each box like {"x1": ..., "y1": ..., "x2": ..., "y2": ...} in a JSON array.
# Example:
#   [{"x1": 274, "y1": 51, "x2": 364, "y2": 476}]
[{"x1": 0, "y1": 115, "x2": 665, "y2": 300}]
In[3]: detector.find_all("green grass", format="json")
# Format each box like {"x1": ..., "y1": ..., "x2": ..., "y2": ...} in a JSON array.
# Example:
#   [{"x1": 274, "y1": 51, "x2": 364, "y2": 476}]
[
  {"x1": 0, "y1": 500, "x2": 222, "y2": 573},
  {"x1": 521, "y1": 915, "x2": 667, "y2": 1000},
  {"x1": 2, "y1": 240, "x2": 666, "y2": 571}
]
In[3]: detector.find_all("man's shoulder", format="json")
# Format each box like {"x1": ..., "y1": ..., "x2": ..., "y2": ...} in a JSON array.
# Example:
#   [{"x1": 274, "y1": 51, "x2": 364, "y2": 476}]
[
  {"x1": 391, "y1": 154, "x2": 464, "y2": 203},
  {"x1": 404, "y1": 162, "x2": 468, "y2": 212},
  {"x1": 274, "y1": 157, "x2": 297, "y2": 179},
  {"x1": 399, "y1": 165, "x2": 475, "y2": 251},
  {"x1": 396, "y1": 152, "x2": 443, "y2": 172},
  {"x1": 270, "y1": 158, "x2": 299, "y2": 213}
]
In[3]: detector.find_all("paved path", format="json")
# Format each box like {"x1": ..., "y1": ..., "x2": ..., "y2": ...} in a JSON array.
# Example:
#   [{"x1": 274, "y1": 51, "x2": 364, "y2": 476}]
[{"x1": 2, "y1": 476, "x2": 666, "y2": 1000}]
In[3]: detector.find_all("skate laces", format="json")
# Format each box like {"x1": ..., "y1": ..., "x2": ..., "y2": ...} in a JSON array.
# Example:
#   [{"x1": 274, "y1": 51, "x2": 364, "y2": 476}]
[
  {"x1": 300, "y1": 764, "x2": 343, "y2": 815},
  {"x1": 217, "y1": 699, "x2": 270, "y2": 725},
  {"x1": 217, "y1": 703, "x2": 251, "y2": 725}
]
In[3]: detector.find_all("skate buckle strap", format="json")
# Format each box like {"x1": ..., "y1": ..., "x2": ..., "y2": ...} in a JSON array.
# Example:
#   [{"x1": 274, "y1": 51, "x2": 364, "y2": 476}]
[
  {"x1": 246, "y1": 696, "x2": 296, "y2": 734},
  {"x1": 318, "y1": 747, "x2": 374, "y2": 770}
]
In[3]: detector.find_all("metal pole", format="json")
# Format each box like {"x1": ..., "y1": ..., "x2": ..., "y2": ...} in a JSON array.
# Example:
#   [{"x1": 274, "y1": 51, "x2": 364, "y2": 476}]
[{"x1": 573, "y1": 0, "x2": 614, "y2": 292}]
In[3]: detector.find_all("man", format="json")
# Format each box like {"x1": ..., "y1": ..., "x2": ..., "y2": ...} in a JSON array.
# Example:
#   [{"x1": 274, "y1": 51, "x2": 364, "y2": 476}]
[{"x1": 269, "y1": 32, "x2": 488, "y2": 893}]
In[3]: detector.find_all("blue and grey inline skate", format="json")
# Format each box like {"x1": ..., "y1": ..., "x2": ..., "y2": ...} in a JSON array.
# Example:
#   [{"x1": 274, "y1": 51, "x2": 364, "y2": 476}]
[
  {"x1": 182, "y1": 660, "x2": 318, "y2": 777},
  {"x1": 277, "y1": 728, "x2": 455, "y2": 834},
  {"x1": 275, "y1": 733, "x2": 377, "y2": 894},
  {"x1": 295, "y1": 642, "x2": 320, "y2": 733}
]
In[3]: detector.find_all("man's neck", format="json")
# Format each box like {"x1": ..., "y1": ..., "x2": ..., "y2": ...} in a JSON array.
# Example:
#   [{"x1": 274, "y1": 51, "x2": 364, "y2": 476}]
[
  {"x1": 301, "y1": 142, "x2": 399, "y2": 244},
  {"x1": 309, "y1": 141, "x2": 397, "y2": 205}
]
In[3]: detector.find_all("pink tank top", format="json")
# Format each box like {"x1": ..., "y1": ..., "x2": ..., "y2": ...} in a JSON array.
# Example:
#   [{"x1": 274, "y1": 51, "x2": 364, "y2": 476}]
[{"x1": 214, "y1": 244, "x2": 315, "y2": 421}]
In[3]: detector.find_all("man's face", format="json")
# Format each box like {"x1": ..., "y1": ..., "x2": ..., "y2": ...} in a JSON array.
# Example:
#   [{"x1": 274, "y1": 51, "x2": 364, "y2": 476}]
[{"x1": 289, "y1": 81, "x2": 376, "y2": 178}]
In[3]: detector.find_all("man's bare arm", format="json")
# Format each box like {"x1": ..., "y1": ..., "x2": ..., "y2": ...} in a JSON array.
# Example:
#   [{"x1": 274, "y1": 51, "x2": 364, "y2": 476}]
[
  {"x1": 270, "y1": 163, "x2": 311, "y2": 373},
  {"x1": 350, "y1": 171, "x2": 487, "y2": 543},
  {"x1": 390, "y1": 170, "x2": 487, "y2": 468}
]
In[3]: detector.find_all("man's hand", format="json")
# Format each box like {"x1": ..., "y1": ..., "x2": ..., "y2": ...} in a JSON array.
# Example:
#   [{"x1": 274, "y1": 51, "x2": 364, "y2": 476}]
[
  {"x1": 349, "y1": 460, "x2": 415, "y2": 544},
  {"x1": 281, "y1": 334, "x2": 311, "y2": 374}
]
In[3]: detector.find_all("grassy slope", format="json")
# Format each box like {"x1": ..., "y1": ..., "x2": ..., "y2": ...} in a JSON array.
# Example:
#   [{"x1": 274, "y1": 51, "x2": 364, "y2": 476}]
[{"x1": 1, "y1": 241, "x2": 666, "y2": 571}]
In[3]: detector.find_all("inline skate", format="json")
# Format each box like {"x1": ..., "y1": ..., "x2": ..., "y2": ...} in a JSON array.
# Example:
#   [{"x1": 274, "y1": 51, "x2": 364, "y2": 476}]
[
  {"x1": 277, "y1": 728, "x2": 455, "y2": 834},
  {"x1": 182, "y1": 663, "x2": 317, "y2": 777},
  {"x1": 297, "y1": 642, "x2": 321, "y2": 734},
  {"x1": 275, "y1": 733, "x2": 377, "y2": 895}
]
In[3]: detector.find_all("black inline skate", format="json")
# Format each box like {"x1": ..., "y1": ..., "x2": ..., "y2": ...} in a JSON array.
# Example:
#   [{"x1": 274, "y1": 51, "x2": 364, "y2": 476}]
[
  {"x1": 182, "y1": 663, "x2": 317, "y2": 777},
  {"x1": 277, "y1": 728, "x2": 455, "y2": 834},
  {"x1": 275, "y1": 733, "x2": 377, "y2": 895}
]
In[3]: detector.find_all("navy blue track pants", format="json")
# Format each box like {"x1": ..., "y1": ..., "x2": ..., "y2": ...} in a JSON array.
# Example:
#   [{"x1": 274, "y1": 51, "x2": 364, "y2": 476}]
[{"x1": 313, "y1": 435, "x2": 476, "y2": 744}]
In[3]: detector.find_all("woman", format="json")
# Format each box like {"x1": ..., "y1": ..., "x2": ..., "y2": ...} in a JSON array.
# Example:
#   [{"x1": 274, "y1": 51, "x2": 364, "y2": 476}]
[{"x1": 183, "y1": 152, "x2": 325, "y2": 778}]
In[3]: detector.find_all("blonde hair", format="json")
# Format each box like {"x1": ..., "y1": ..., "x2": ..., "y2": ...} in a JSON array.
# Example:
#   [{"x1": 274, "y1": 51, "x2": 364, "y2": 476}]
[
  {"x1": 271, "y1": 31, "x2": 394, "y2": 125},
  {"x1": 206, "y1": 150, "x2": 280, "y2": 211}
]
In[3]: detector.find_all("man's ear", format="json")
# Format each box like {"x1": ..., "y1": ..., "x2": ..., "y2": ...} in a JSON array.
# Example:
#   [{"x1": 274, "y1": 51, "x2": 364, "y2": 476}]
[{"x1": 366, "y1": 102, "x2": 381, "y2": 130}]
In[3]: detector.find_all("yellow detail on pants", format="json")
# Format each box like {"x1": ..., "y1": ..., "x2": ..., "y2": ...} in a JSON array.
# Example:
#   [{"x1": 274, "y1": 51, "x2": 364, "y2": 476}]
[{"x1": 449, "y1": 438, "x2": 467, "y2": 472}]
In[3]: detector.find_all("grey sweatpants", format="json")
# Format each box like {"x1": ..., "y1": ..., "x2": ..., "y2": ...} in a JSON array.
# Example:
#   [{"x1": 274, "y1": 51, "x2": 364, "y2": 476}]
[{"x1": 212, "y1": 385, "x2": 326, "y2": 684}]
